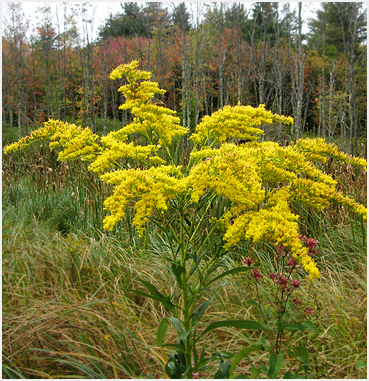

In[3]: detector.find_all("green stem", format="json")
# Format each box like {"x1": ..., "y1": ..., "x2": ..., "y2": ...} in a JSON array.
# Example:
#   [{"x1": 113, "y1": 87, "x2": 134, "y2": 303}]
[
  {"x1": 184, "y1": 193, "x2": 218, "y2": 256},
  {"x1": 180, "y1": 209, "x2": 193, "y2": 379},
  {"x1": 163, "y1": 142, "x2": 174, "y2": 166}
]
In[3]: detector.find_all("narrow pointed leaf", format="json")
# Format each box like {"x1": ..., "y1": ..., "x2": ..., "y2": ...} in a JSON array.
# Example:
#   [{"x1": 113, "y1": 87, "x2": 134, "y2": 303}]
[
  {"x1": 157, "y1": 318, "x2": 168, "y2": 345},
  {"x1": 205, "y1": 266, "x2": 254, "y2": 287},
  {"x1": 294, "y1": 346, "x2": 309, "y2": 364},
  {"x1": 213, "y1": 360, "x2": 231, "y2": 379},
  {"x1": 229, "y1": 344, "x2": 264, "y2": 374},
  {"x1": 284, "y1": 323, "x2": 303, "y2": 331},
  {"x1": 178, "y1": 329, "x2": 192, "y2": 340},
  {"x1": 167, "y1": 317, "x2": 184, "y2": 333},
  {"x1": 147, "y1": 343, "x2": 185, "y2": 353},
  {"x1": 125, "y1": 289, "x2": 176, "y2": 313},
  {"x1": 299, "y1": 321, "x2": 319, "y2": 334},
  {"x1": 197, "y1": 320, "x2": 265, "y2": 341}
]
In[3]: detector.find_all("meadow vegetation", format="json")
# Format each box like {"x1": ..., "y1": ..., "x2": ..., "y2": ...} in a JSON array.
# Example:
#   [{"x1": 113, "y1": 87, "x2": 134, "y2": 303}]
[{"x1": 2, "y1": 62, "x2": 367, "y2": 379}]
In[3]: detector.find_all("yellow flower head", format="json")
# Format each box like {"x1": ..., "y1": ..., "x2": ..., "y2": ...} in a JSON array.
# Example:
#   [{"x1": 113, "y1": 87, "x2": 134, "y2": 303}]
[{"x1": 191, "y1": 104, "x2": 293, "y2": 145}]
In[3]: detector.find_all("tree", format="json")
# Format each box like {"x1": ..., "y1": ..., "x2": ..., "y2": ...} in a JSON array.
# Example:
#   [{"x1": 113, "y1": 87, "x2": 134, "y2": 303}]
[
  {"x1": 225, "y1": 3, "x2": 248, "y2": 104},
  {"x1": 286, "y1": 3, "x2": 305, "y2": 141},
  {"x1": 35, "y1": 4, "x2": 57, "y2": 120},
  {"x1": 172, "y1": 2, "x2": 191, "y2": 131},
  {"x1": 249, "y1": 2, "x2": 279, "y2": 106},
  {"x1": 2, "y1": 2, "x2": 30, "y2": 137},
  {"x1": 308, "y1": 2, "x2": 367, "y2": 153},
  {"x1": 336, "y1": 2, "x2": 366, "y2": 155},
  {"x1": 97, "y1": 2, "x2": 145, "y2": 40}
]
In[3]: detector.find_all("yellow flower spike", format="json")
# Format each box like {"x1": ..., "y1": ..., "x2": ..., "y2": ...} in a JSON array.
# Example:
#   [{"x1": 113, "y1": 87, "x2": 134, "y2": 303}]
[
  {"x1": 190, "y1": 104, "x2": 293, "y2": 145},
  {"x1": 4, "y1": 119, "x2": 100, "y2": 162},
  {"x1": 101, "y1": 165, "x2": 186, "y2": 233},
  {"x1": 295, "y1": 138, "x2": 367, "y2": 170},
  {"x1": 110, "y1": 61, "x2": 188, "y2": 146}
]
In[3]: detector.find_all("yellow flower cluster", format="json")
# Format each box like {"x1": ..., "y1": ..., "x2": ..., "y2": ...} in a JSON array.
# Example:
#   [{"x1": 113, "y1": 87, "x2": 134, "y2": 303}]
[
  {"x1": 238, "y1": 141, "x2": 335, "y2": 186},
  {"x1": 190, "y1": 104, "x2": 293, "y2": 145},
  {"x1": 222, "y1": 187, "x2": 320, "y2": 279},
  {"x1": 110, "y1": 60, "x2": 188, "y2": 146},
  {"x1": 289, "y1": 178, "x2": 334, "y2": 210},
  {"x1": 186, "y1": 148, "x2": 265, "y2": 209},
  {"x1": 116, "y1": 103, "x2": 187, "y2": 145},
  {"x1": 331, "y1": 192, "x2": 367, "y2": 220},
  {"x1": 101, "y1": 165, "x2": 185, "y2": 235},
  {"x1": 294, "y1": 138, "x2": 367, "y2": 170},
  {"x1": 110, "y1": 60, "x2": 151, "y2": 82},
  {"x1": 88, "y1": 133, "x2": 161, "y2": 174},
  {"x1": 4, "y1": 119, "x2": 100, "y2": 161},
  {"x1": 118, "y1": 82, "x2": 166, "y2": 109},
  {"x1": 185, "y1": 140, "x2": 366, "y2": 279},
  {"x1": 4, "y1": 119, "x2": 61, "y2": 154}
]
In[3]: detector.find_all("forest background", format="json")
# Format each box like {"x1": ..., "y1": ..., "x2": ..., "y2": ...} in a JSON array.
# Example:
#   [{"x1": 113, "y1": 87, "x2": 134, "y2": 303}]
[{"x1": 2, "y1": 2, "x2": 367, "y2": 155}]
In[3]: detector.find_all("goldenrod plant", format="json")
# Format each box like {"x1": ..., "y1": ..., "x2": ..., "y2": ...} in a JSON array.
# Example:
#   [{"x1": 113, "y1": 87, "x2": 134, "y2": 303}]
[{"x1": 5, "y1": 60, "x2": 367, "y2": 379}]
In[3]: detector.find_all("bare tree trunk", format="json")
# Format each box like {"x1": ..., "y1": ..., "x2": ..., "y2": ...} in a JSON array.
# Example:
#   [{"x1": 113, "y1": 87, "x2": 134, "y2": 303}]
[
  {"x1": 235, "y1": 3, "x2": 243, "y2": 104},
  {"x1": 182, "y1": 30, "x2": 188, "y2": 128},
  {"x1": 102, "y1": 42, "x2": 109, "y2": 135},
  {"x1": 193, "y1": 3, "x2": 202, "y2": 127},
  {"x1": 295, "y1": 3, "x2": 304, "y2": 141},
  {"x1": 321, "y1": 17, "x2": 326, "y2": 139},
  {"x1": 328, "y1": 63, "x2": 336, "y2": 141},
  {"x1": 273, "y1": 8, "x2": 284, "y2": 144},
  {"x1": 287, "y1": 3, "x2": 305, "y2": 141},
  {"x1": 217, "y1": 3, "x2": 224, "y2": 109},
  {"x1": 338, "y1": 3, "x2": 360, "y2": 156}
]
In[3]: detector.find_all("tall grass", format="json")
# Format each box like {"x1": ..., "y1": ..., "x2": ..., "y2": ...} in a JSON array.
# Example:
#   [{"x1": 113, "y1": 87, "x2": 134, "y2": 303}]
[
  {"x1": 2, "y1": 140, "x2": 367, "y2": 378},
  {"x1": 2, "y1": 220, "x2": 169, "y2": 378}
]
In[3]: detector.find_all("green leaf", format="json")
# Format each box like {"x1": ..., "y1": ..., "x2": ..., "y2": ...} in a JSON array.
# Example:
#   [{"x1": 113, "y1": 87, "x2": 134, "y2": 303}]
[
  {"x1": 157, "y1": 318, "x2": 168, "y2": 345},
  {"x1": 213, "y1": 360, "x2": 231, "y2": 379},
  {"x1": 230, "y1": 344, "x2": 264, "y2": 374},
  {"x1": 294, "y1": 346, "x2": 309, "y2": 364},
  {"x1": 299, "y1": 321, "x2": 319, "y2": 335},
  {"x1": 138, "y1": 279, "x2": 164, "y2": 299},
  {"x1": 283, "y1": 370, "x2": 303, "y2": 379},
  {"x1": 147, "y1": 343, "x2": 186, "y2": 353},
  {"x1": 192, "y1": 300, "x2": 211, "y2": 324},
  {"x1": 170, "y1": 263, "x2": 185, "y2": 288},
  {"x1": 165, "y1": 357, "x2": 183, "y2": 379},
  {"x1": 197, "y1": 320, "x2": 265, "y2": 341},
  {"x1": 199, "y1": 346, "x2": 207, "y2": 366},
  {"x1": 260, "y1": 304, "x2": 270, "y2": 322},
  {"x1": 284, "y1": 323, "x2": 303, "y2": 331},
  {"x1": 193, "y1": 281, "x2": 226, "y2": 324},
  {"x1": 125, "y1": 288, "x2": 177, "y2": 313},
  {"x1": 205, "y1": 266, "x2": 254, "y2": 287},
  {"x1": 261, "y1": 363, "x2": 269, "y2": 374},
  {"x1": 267, "y1": 354, "x2": 284, "y2": 379},
  {"x1": 167, "y1": 317, "x2": 184, "y2": 333},
  {"x1": 178, "y1": 329, "x2": 192, "y2": 340},
  {"x1": 247, "y1": 299, "x2": 259, "y2": 307},
  {"x1": 356, "y1": 360, "x2": 367, "y2": 370}
]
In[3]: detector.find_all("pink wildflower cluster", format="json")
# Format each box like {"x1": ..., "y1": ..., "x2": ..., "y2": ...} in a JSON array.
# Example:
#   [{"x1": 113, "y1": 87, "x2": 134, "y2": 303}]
[
  {"x1": 299, "y1": 235, "x2": 320, "y2": 256},
  {"x1": 242, "y1": 257, "x2": 254, "y2": 266},
  {"x1": 242, "y1": 257, "x2": 263, "y2": 282},
  {"x1": 243, "y1": 235, "x2": 319, "y2": 316},
  {"x1": 268, "y1": 272, "x2": 301, "y2": 292}
]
